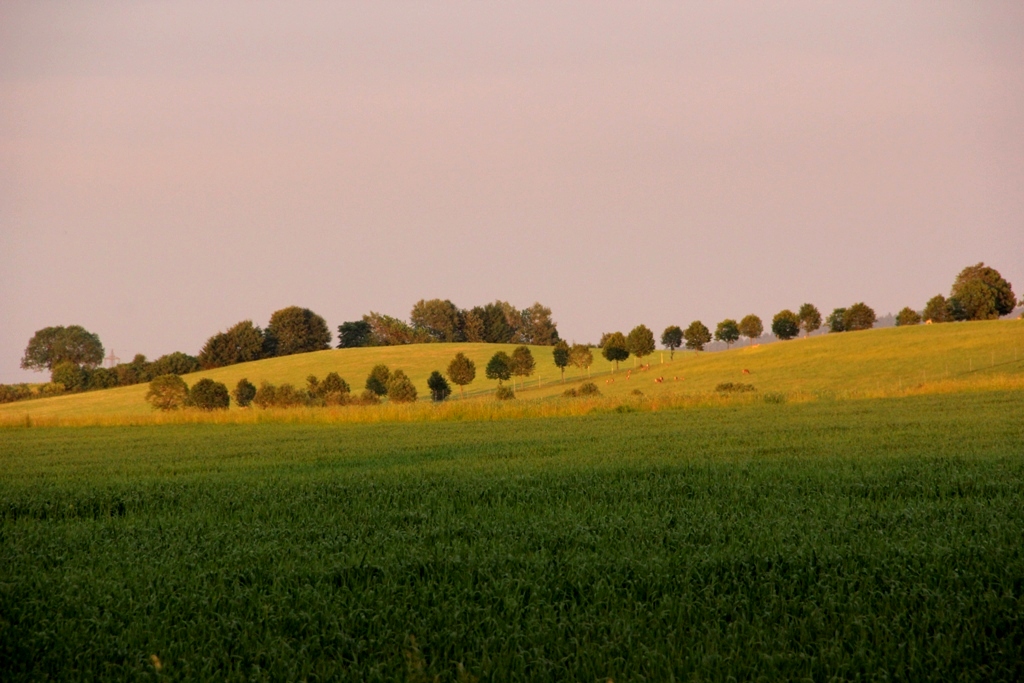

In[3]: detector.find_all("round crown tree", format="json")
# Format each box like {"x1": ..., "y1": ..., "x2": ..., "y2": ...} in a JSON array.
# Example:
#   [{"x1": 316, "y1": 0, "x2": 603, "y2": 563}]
[
  {"x1": 446, "y1": 352, "x2": 476, "y2": 399},
  {"x1": 738, "y1": 314, "x2": 763, "y2": 345},
  {"x1": 771, "y1": 310, "x2": 800, "y2": 340},
  {"x1": 552, "y1": 341, "x2": 570, "y2": 382},
  {"x1": 600, "y1": 332, "x2": 629, "y2": 371},
  {"x1": 485, "y1": 351, "x2": 513, "y2": 385},
  {"x1": 510, "y1": 346, "x2": 536, "y2": 391},
  {"x1": 265, "y1": 306, "x2": 332, "y2": 357},
  {"x1": 949, "y1": 263, "x2": 1016, "y2": 320},
  {"x1": 661, "y1": 326, "x2": 683, "y2": 359},
  {"x1": 683, "y1": 321, "x2": 712, "y2": 352},
  {"x1": 626, "y1": 325, "x2": 656, "y2": 367},
  {"x1": 714, "y1": 319, "x2": 740, "y2": 348},
  {"x1": 21, "y1": 325, "x2": 104, "y2": 372},
  {"x1": 797, "y1": 304, "x2": 822, "y2": 337}
]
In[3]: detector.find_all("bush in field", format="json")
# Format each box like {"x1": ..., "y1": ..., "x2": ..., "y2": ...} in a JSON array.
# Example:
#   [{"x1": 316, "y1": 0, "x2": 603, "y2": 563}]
[
  {"x1": 189, "y1": 378, "x2": 230, "y2": 411},
  {"x1": 716, "y1": 382, "x2": 755, "y2": 393},
  {"x1": 356, "y1": 389, "x2": 380, "y2": 405},
  {"x1": 319, "y1": 372, "x2": 351, "y2": 406},
  {"x1": 771, "y1": 310, "x2": 800, "y2": 340},
  {"x1": 273, "y1": 384, "x2": 306, "y2": 408},
  {"x1": 146, "y1": 374, "x2": 190, "y2": 411},
  {"x1": 446, "y1": 353, "x2": 476, "y2": 399},
  {"x1": 252, "y1": 382, "x2": 277, "y2": 409},
  {"x1": 234, "y1": 379, "x2": 257, "y2": 407},
  {"x1": 495, "y1": 385, "x2": 515, "y2": 400},
  {"x1": 427, "y1": 371, "x2": 451, "y2": 402},
  {"x1": 486, "y1": 352, "x2": 512, "y2": 385},
  {"x1": 923, "y1": 295, "x2": 952, "y2": 323},
  {"x1": 387, "y1": 370, "x2": 418, "y2": 403},
  {"x1": 896, "y1": 307, "x2": 922, "y2": 326},
  {"x1": 0, "y1": 384, "x2": 32, "y2": 404},
  {"x1": 365, "y1": 364, "x2": 391, "y2": 397},
  {"x1": 86, "y1": 367, "x2": 118, "y2": 390},
  {"x1": 579, "y1": 382, "x2": 601, "y2": 396}
]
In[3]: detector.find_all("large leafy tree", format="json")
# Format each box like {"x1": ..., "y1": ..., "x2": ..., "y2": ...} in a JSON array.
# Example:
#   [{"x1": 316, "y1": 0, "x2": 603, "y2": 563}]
[
  {"x1": 485, "y1": 351, "x2": 513, "y2": 385},
  {"x1": 552, "y1": 341, "x2": 570, "y2": 382},
  {"x1": 150, "y1": 352, "x2": 200, "y2": 377},
  {"x1": 949, "y1": 263, "x2": 1016, "y2": 320},
  {"x1": 738, "y1": 314, "x2": 763, "y2": 345},
  {"x1": 410, "y1": 299, "x2": 463, "y2": 342},
  {"x1": 896, "y1": 307, "x2": 922, "y2": 326},
  {"x1": 843, "y1": 303, "x2": 876, "y2": 331},
  {"x1": 337, "y1": 320, "x2": 372, "y2": 348},
  {"x1": 199, "y1": 320, "x2": 267, "y2": 369},
  {"x1": 145, "y1": 374, "x2": 190, "y2": 411},
  {"x1": 797, "y1": 304, "x2": 822, "y2": 337},
  {"x1": 771, "y1": 310, "x2": 800, "y2": 340},
  {"x1": 510, "y1": 346, "x2": 536, "y2": 390},
  {"x1": 661, "y1": 325, "x2": 683, "y2": 359},
  {"x1": 265, "y1": 307, "x2": 331, "y2": 357},
  {"x1": 520, "y1": 303, "x2": 560, "y2": 345},
  {"x1": 626, "y1": 325, "x2": 656, "y2": 367},
  {"x1": 683, "y1": 321, "x2": 712, "y2": 351},
  {"x1": 826, "y1": 308, "x2": 846, "y2": 332},
  {"x1": 714, "y1": 319, "x2": 740, "y2": 348},
  {"x1": 446, "y1": 352, "x2": 476, "y2": 398},
  {"x1": 362, "y1": 312, "x2": 427, "y2": 346},
  {"x1": 923, "y1": 295, "x2": 953, "y2": 323},
  {"x1": 21, "y1": 325, "x2": 104, "y2": 372},
  {"x1": 600, "y1": 332, "x2": 629, "y2": 371}
]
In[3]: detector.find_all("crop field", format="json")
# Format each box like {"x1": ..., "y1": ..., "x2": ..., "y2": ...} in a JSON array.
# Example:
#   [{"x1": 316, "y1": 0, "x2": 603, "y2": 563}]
[{"x1": 2, "y1": 388, "x2": 1023, "y2": 681}]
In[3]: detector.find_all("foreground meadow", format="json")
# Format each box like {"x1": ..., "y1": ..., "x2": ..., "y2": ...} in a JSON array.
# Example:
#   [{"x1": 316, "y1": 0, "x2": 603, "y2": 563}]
[{"x1": 2, "y1": 390, "x2": 1022, "y2": 681}]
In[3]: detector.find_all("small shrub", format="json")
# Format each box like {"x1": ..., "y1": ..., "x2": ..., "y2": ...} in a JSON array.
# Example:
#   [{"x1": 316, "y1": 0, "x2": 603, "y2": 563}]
[
  {"x1": 38, "y1": 382, "x2": 65, "y2": 396},
  {"x1": 320, "y1": 372, "x2": 351, "y2": 406},
  {"x1": 189, "y1": 378, "x2": 230, "y2": 411},
  {"x1": 252, "y1": 382, "x2": 277, "y2": 409},
  {"x1": 366, "y1": 364, "x2": 391, "y2": 397},
  {"x1": 273, "y1": 383, "x2": 306, "y2": 408},
  {"x1": 630, "y1": 389, "x2": 644, "y2": 397},
  {"x1": 234, "y1": 378, "x2": 257, "y2": 408},
  {"x1": 387, "y1": 370, "x2": 418, "y2": 403},
  {"x1": 716, "y1": 382, "x2": 756, "y2": 393},
  {"x1": 0, "y1": 384, "x2": 32, "y2": 404},
  {"x1": 562, "y1": 388, "x2": 578, "y2": 397},
  {"x1": 578, "y1": 382, "x2": 601, "y2": 397},
  {"x1": 355, "y1": 389, "x2": 380, "y2": 405},
  {"x1": 146, "y1": 374, "x2": 189, "y2": 411},
  {"x1": 427, "y1": 371, "x2": 451, "y2": 402},
  {"x1": 763, "y1": 392, "x2": 787, "y2": 404},
  {"x1": 495, "y1": 386, "x2": 515, "y2": 401}
]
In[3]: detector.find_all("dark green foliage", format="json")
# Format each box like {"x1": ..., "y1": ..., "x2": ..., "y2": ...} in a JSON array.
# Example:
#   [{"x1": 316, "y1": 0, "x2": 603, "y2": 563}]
[
  {"x1": 661, "y1": 326, "x2": 683, "y2": 359},
  {"x1": 771, "y1": 310, "x2": 800, "y2": 340},
  {"x1": 386, "y1": 370, "x2": 418, "y2": 403},
  {"x1": 738, "y1": 314, "x2": 763, "y2": 343},
  {"x1": 714, "y1": 319, "x2": 740, "y2": 348},
  {"x1": 189, "y1": 379, "x2": 230, "y2": 411},
  {"x1": 715, "y1": 382, "x2": 756, "y2": 393},
  {"x1": 366, "y1": 364, "x2": 392, "y2": 396},
  {"x1": 265, "y1": 307, "x2": 332, "y2": 357},
  {"x1": 199, "y1": 320, "x2": 268, "y2": 369},
  {"x1": 950, "y1": 262, "x2": 1016, "y2": 320},
  {"x1": 797, "y1": 303, "x2": 822, "y2": 337},
  {"x1": 145, "y1": 374, "x2": 189, "y2": 411},
  {"x1": 520, "y1": 302, "x2": 560, "y2": 345},
  {"x1": 923, "y1": 295, "x2": 953, "y2": 323},
  {"x1": 495, "y1": 385, "x2": 515, "y2": 400},
  {"x1": 552, "y1": 341, "x2": 570, "y2": 382},
  {"x1": 896, "y1": 307, "x2": 922, "y2": 326},
  {"x1": 1, "y1": 393, "x2": 1022, "y2": 681},
  {"x1": 626, "y1": 325, "x2": 656, "y2": 363},
  {"x1": 86, "y1": 367, "x2": 118, "y2": 390},
  {"x1": 600, "y1": 332, "x2": 629, "y2": 370},
  {"x1": 485, "y1": 352, "x2": 512, "y2": 384},
  {"x1": 150, "y1": 352, "x2": 201, "y2": 377},
  {"x1": 446, "y1": 353, "x2": 476, "y2": 399},
  {"x1": 683, "y1": 321, "x2": 712, "y2": 351},
  {"x1": 356, "y1": 389, "x2": 380, "y2": 405},
  {"x1": 252, "y1": 382, "x2": 277, "y2": 409},
  {"x1": 362, "y1": 312, "x2": 426, "y2": 346},
  {"x1": 427, "y1": 371, "x2": 452, "y2": 402},
  {"x1": 50, "y1": 361, "x2": 88, "y2": 392},
  {"x1": 233, "y1": 379, "x2": 257, "y2": 408},
  {"x1": 827, "y1": 308, "x2": 847, "y2": 332},
  {"x1": 337, "y1": 320, "x2": 373, "y2": 348},
  {"x1": 577, "y1": 382, "x2": 601, "y2": 396},
  {"x1": 510, "y1": 346, "x2": 535, "y2": 388},
  {"x1": 843, "y1": 302, "x2": 876, "y2": 331},
  {"x1": 21, "y1": 325, "x2": 104, "y2": 371}
]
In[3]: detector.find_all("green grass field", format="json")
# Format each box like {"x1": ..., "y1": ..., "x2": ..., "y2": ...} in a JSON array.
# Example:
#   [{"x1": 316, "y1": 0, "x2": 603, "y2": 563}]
[
  {"x1": 2, "y1": 389, "x2": 1023, "y2": 681},
  {"x1": 3, "y1": 320, "x2": 1023, "y2": 422}
]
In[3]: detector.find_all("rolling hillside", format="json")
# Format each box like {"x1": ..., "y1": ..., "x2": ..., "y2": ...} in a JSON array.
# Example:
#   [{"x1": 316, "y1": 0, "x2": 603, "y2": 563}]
[{"x1": 2, "y1": 320, "x2": 1022, "y2": 421}]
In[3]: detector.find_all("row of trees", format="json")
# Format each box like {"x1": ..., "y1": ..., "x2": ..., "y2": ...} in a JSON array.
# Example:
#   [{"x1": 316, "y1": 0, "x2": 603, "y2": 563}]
[{"x1": 338, "y1": 300, "x2": 559, "y2": 347}]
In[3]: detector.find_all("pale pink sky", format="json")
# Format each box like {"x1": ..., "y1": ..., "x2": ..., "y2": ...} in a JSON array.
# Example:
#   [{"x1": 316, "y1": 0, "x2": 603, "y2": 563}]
[{"x1": 2, "y1": 2, "x2": 1022, "y2": 381}]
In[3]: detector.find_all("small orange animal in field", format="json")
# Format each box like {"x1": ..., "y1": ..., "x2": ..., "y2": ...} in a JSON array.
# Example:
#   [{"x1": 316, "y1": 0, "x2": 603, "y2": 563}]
[
  {"x1": 654, "y1": 377, "x2": 664, "y2": 383},
  {"x1": 742, "y1": 369, "x2": 751, "y2": 375}
]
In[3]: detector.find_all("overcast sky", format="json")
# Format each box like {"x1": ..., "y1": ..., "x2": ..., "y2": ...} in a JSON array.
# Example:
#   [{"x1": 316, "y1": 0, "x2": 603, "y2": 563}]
[{"x1": 2, "y1": 2, "x2": 1022, "y2": 381}]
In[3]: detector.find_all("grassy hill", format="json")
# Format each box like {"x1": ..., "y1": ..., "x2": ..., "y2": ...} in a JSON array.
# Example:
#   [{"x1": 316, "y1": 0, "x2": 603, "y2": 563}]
[{"x1": 3, "y1": 319, "x2": 1022, "y2": 422}]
